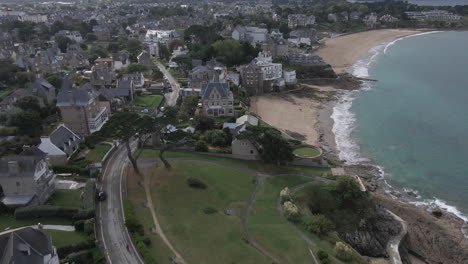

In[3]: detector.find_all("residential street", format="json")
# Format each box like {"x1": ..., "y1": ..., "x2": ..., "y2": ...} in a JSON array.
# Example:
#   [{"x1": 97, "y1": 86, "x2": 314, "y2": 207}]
[
  {"x1": 96, "y1": 141, "x2": 144, "y2": 264},
  {"x1": 155, "y1": 60, "x2": 180, "y2": 107}
]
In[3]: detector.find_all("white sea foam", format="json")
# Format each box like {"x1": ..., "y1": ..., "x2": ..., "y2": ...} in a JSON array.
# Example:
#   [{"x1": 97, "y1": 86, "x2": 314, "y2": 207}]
[
  {"x1": 331, "y1": 30, "x2": 468, "y2": 237},
  {"x1": 383, "y1": 31, "x2": 443, "y2": 54}
]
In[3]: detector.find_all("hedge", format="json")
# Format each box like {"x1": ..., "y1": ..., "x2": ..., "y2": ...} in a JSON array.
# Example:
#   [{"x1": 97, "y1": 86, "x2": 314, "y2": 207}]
[
  {"x1": 72, "y1": 209, "x2": 95, "y2": 221},
  {"x1": 15, "y1": 205, "x2": 79, "y2": 219},
  {"x1": 57, "y1": 240, "x2": 95, "y2": 258},
  {"x1": 50, "y1": 164, "x2": 83, "y2": 174},
  {"x1": 84, "y1": 218, "x2": 95, "y2": 235},
  {"x1": 83, "y1": 179, "x2": 96, "y2": 211}
]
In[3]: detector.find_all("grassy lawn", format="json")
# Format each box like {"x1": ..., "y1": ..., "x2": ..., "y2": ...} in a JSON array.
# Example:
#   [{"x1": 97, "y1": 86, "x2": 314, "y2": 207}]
[
  {"x1": 132, "y1": 95, "x2": 164, "y2": 108},
  {"x1": 46, "y1": 189, "x2": 82, "y2": 208},
  {"x1": 43, "y1": 230, "x2": 89, "y2": 248},
  {"x1": 86, "y1": 143, "x2": 112, "y2": 163},
  {"x1": 0, "y1": 88, "x2": 13, "y2": 97},
  {"x1": 0, "y1": 215, "x2": 71, "y2": 232},
  {"x1": 126, "y1": 170, "x2": 174, "y2": 262},
  {"x1": 150, "y1": 160, "x2": 271, "y2": 263},
  {"x1": 139, "y1": 149, "x2": 331, "y2": 176},
  {"x1": 249, "y1": 175, "x2": 313, "y2": 263},
  {"x1": 293, "y1": 147, "x2": 321, "y2": 158}
]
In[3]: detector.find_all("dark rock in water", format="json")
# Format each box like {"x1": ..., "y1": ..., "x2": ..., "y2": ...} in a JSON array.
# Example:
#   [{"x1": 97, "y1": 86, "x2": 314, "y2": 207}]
[
  {"x1": 390, "y1": 191, "x2": 402, "y2": 197},
  {"x1": 431, "y1": 209, "x2": 443, "y2": 218},
  {"x1": 338, "y1": 209, "x2": 402, "y2": 257},
  {"x1": 407, "y1": 191, "x2": 417, "y2": 197}
]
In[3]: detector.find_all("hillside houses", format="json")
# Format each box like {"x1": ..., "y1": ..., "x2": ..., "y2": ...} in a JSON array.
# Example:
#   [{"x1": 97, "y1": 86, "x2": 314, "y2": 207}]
[
  {"x1": 288, "y1": 14, "x2": 316, "y2": 28},
  {"x1": 231, "y1": 26, "x2": 267, "y2": 44},
  {"x1": 201, "y1": 82, "x2": 234, "y2": 117}
]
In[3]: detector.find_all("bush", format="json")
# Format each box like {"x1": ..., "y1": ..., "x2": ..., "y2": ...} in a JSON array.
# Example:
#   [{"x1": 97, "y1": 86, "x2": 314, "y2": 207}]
[
  {"x1": 142, "y1": 236, "x2": 152, "y2": 246},
  {"x1": 15, "y1": 205, "x2": 79, "y2": 219},
  {"x1": 203, "y1": 207, "x2": 217, "y2": 214},
  {"x1": 279, "y1": 187, "x2": 291, "y2": 203},
  {"x1": 334, "y1": 242, "x2": 354, "y2": 262},
  {"x1": 317, "y1": 250, "x2": 329, "y2": 261},
  {"x1": 74, "y1": 219, "x2": 85, "y2": 231},
  {"x1": 50, "y1": 164, "x2": 82, "y2": 174},
  {"x1": 83, "y1": 179, "x2": 96, "y2": 211},
  {"x1": 126, "y1": 216, "x2": 144, "y2": 236},
  {"x1": 72, "y1": 209, "x2": 95, "y2": 221},
  {"x1": 84, "y1": 218, "x2": 95, "y2": 235},
  {"x1": 302, "y1": 214, "x2": 335, "y2": 236},
  {"x1": 187, "y1": 177, "x2": 208, "y2": 189},
  {"x1": 195, "y1": 140, "x2": 208, "y2": 152},
  {"x1": 65, "y1": 250, "x2": 93, "y2": 263},
  {"x1": 57, "y1": 240, "x2": 95, "y2": 258},
  {"x1": 204, "y1": 129, "x2": 227, "y2": 146},
  {"x1": 282, "y1": 201, "x2": 300, "y2": 222}
]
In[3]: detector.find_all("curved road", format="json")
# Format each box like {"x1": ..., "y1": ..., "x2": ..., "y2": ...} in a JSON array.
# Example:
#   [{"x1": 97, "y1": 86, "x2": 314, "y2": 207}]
[
  {"x1": 155, "y1": 60, "x2": 180, "y2": 107},
  {"x1": 96, "y1": 142, "x2": 144, "y2": 264}
]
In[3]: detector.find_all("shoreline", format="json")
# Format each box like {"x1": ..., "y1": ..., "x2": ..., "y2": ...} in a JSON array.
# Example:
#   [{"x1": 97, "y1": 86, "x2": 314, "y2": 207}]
[{"x1": 315, "y1": 29, "x2": 468, "y2": 262}]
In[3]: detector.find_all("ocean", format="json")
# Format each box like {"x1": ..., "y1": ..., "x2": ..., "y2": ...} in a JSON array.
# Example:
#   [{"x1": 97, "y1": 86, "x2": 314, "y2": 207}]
[
  {"x1": 406, "y1": 0, "x2": 468, "y2": 6},
  {"x1": 331, "y1": 31, "x2": 468, "y2": 233}
]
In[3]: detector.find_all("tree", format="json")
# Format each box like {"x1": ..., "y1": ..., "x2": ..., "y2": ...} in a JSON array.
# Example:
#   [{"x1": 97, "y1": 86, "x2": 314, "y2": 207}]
[
  {"x1": 333, "y1": 176, "x2": 363, "y2": 202},
  {"x1": 194, "y1": 114, "x2": 215, "y2": 131},
  {"x1": 127, "y1": 38, "x2": 142, "y2": 62},
  {"x1": 195, "y1": 140, "x2": 208, "y2": 152},
  {"x1": 46, "y1": 75, "x2": 63, "y2": 89},
  {"x1": 302, "y1": 214, "x2": 335, "y2": 236},
  {"x1": 0, "y1": 58, "x2": 19, "y2": 85},
  {"x1": 14, "y1": 96, "x2": 41, "y2": 113},
  {"x1": 172, "y1": 55, "x2": 192, "y2": 71},
  {"x1": 103, "y1": 112, "x2": 141, "y2": 174},
  {"x1": 177, "y1": 95, "x2": 199, "y2": 121},
  {"x1": 168, "y1": 39, "x2": 185, "y2": 52},
  {"x1": 127, "y1": 63, "x2": 148, "y2": 73},
  {"x1": 158, "y1": 43, "x2": 171, "y2": 61},
  {"x1": 238, "y1": 127, "x2": 294, "y2": 165},
  {"x1": 204, "y1": 130, "x2": 227, "y2": 147},
  {"x1": 212, "y1": 39, "x2": 243, "y2": 67},
  {"x1": 56, "y1": 35, "x2": 74, "y2": 53},
  {"x1": 10, "y1": 111, "x2": 42, "y2": 137},
  {"x1": 152, "y1": 68, "x2": 164, "y2": 80},
  {"x1": 86, "y1": 33, "x2": 97, "y2": 42}
]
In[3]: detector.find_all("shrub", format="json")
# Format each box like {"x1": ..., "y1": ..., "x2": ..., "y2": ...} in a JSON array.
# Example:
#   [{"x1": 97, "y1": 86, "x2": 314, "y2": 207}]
[
  {"x1": 187, "y1": 177, "x2": 208, "y2": 189},
  {"x1": 317, "y1": 250, "x2": 329, "y2": 261},
  {"x1": 279, "y1": 187, "x2": 291, "y2": 203},
  {"x1": 195, "y1": 140, "x2": 208, "y2": 152},
  {"x1": 83, "y1": 179, "x2": 96, "y2": 211},
  {"x1": 74, "y1": 220, "x2": 85, "y2": 231},
  {"x1": 204, "y1": 129, "x2": 227, "y2": 146},
  {"x1": 302, "y1": 214, "x2": 335, "y2": 236},
  {"x1": 203, "y1": 207, "x2": 217, "y2": 214},
  {"x1": 126, "y1": 216, "x2": 144, "y2": 236},
  {"x1": 142, "y1": 236, "x2": 152, "y2": 246},
  {"x1": 84, "y1": 218, "x2": 95, "y2": 235},
  {"x1": 72, "y1": 209, "x2": 94, "y2": 220},
  {"x1": 15, "y1": 205, "x2": 79, "y2": 219},
  {"x1": 65, "y1": 250, "x2": 93, "y2": 263},
  {"x1": 50, "y1": 164, "x2": 82, "y2": 174},
  {"x1": 334, "y1": 242, "x2": 354, "y2": 262},
  {"x1": 282, "y1": 201, "x2": 300, "y2": 222},
  {"x1": 57, "y1": 240, "x2": 95, "y2": 258}
]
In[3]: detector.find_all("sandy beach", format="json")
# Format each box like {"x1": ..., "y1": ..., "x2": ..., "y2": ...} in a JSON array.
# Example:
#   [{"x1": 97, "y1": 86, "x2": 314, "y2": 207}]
[{"x1": 316, "y1": 29, "x2": 420, "y2": 74}]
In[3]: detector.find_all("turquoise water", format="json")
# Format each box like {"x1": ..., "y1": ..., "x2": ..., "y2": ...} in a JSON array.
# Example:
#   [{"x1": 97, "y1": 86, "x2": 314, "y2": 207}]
[{"x1": 350, "y1": 31, "x2": 468, "y2": 217}]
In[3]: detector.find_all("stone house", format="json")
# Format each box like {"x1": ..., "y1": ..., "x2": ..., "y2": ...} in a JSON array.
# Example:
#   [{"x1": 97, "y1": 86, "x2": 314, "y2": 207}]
[
  {"x1": 63, "y1": 44, "x2": 89, "y2": 70},
  {"x1": 91, "y1": 57, "x2": 115, "y2": 87},
  {"x1": 231, "y1": 26, "x2": 267, "y2": 43},
  {"x1": 0, "y1": 227, "x2": 59, "y2": 264},
  {"x1": 240, "y1": 51, "x2": 284, "y2": 95},
  {"x1": 38, "y1": 124, "x2": 81, "y2": 165},
  {"x1": 231, "y1": 139, "x2": 260, "y2": 160},
  {"x1": 188, "y1": 60, "x2": 227, "y2": 92},
  {"x1": 137, "y1": 50, "x2": 152, "y2": 67},
  {"x1": 201, "y1": 82, "x2": 234, "y2": 117},
  {"x1": 92, "y1": 25, "x2": 111, "y2": 42},
  {"x1": 288, "y1": 14, "x2": 316, "y2": 28},
  {"x1": 28, "y1": 78, "x2": 56, "y2": 105},
  {"x1": 56, "y1": 83, "x2": 109, "y2": 137},
  {"x1": 261, "y1": 37, "x2": 288, "y2": 58},
  {"x1": 112, "y1": 52, "x2": 130, "y2": 70},
  {"x1": 0, "y1": 147, "x2": 55, "y2": 207},
  {"x1": 122, "y1": 73, "x2": 144, "y2": 88}
]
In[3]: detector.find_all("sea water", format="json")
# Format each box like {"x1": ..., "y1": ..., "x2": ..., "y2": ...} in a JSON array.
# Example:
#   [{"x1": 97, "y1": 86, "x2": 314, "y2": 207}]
[{"x1": 332, "y1": 31, "x2": 468, "y2": 232}]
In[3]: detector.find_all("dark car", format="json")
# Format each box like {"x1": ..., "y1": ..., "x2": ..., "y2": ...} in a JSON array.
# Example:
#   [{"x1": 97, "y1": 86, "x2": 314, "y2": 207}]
[{"x1": 97, "y1": 191, "x2": 106, "y2": 202}]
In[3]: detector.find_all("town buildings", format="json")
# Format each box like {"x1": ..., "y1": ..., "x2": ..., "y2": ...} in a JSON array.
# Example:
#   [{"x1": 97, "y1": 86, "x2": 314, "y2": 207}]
[
  {"x1": 405, "y1": 10, "x2": 461, "y2": 21},
  {"x1": 91, "y1": 57, "x2": 115, "y2": 87},
  {"x1": 288, "y1": 14, "x2": 316, "y2": 28},
  {"x1": 38, "y1": 125, "x2": 81, "y2": 165},
  {"x1": 231, "y1": 26, "x2": 267, "y2": 43},
  {"x1": 56, "y1": 80, "x2": 109, "y2": 137},
  {"x1": 0, "y1": 147, "x2": 55, "y2": 207},
  {"x1": 201, "y1": 82, "x2": 234, "y2": 117}
]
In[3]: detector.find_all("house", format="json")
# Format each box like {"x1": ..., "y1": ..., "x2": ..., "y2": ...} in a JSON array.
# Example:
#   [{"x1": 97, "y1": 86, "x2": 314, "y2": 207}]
[
  {"x1": 147, "y1": 42, "x2": 159, "y2": 58},
  {"x1": 145, "y1": 30, "x2": 176, "y2": 43},
  {"x1": 56, "y1": 83, "x2": 109, "y2": 137},
  {"x1": 0, "y1": 147, "x2": 55, "y2": 207},
  {"x1": 201, "y1": 82, "x2": 234, "y2": 117},
  {"x1": 240, "y1": 51, "x2": 284, "y2": 95},
  {"x1": 231, "y1": 26, "x2": 267, "y2": 43},
  {"x1": 188, "y1": 59, "x2": 227, "y2": 91},
  {"x1": 0, "y1": 89, "x2": 45, "y2": 113},
  {"x1": 288, "y1": 14, "x2": 316, "y2": 28},
  {"x1": 137, "y1": 50, "x2": 152, "y2": 67},
  {"x1": 122, "y1": 73, "x2": 144, "y2": 88},
  {"x1": 236, "y1": 114, "x2": 259, "y2": 127},
  {"x1": 112, "y1": 52, "x2": 130, "y2": 70},
  {"x1": 179, "y1": 88, "x2": 201, "y2": 97},
  {"x1": 56, "y1": 30, "x2": 83, "y2": 42},
  {"x1": 287, "y1": 52, "x2": 325, "y2": 65},
  {"x1": 147, "y1": 82, "x2": 166, "y2": 95},
  {"x1": 232, "y1": 139, "x2": 259, "y2": 160},
  {"x1": 91, "y1": 57, "x2": 115, "y2": 87},
  {"x1": 0, "y1": 227, "x2": 59, "y2": 264},
  {"x1": 113, "y1": 80, "x2": 134, "y2": 102},
  {"x1": 92, "y1": 25, "x2": 110, "y2": 41},
  {"x1": 38, "y1": 124, "x2": 81, "y2": 165},
  {"x1": 27, "y1": 78, "x2": 56, "y2": 105},
  {"x1": 261, "y1": 36, "x2": 288, "y2": 58},
  {"x1": 283, "y1": 69, "x2": 297, "y2": 85},
  {"x1": 63, "y1": 44, "x2": 89, "y2": 70}
]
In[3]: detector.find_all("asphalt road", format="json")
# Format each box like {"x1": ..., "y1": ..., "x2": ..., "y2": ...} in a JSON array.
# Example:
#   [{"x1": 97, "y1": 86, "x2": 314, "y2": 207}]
[
  {"x1": 155, "y1": 61, "x2": 180, "y2": 107},
  {"x1": 96, "y1": 141, "x2": 144, "y2": 264}
]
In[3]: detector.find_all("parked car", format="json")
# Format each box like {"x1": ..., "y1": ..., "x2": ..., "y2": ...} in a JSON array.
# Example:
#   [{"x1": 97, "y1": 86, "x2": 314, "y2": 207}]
[{"x1": 97, "y1": 191, "x2": 106, "y2": 201}]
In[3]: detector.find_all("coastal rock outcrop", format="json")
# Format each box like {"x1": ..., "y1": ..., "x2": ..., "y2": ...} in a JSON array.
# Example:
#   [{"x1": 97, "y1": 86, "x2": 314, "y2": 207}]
[{"x1": 338, "y1": 209, "x2": 403, "y2": 258}]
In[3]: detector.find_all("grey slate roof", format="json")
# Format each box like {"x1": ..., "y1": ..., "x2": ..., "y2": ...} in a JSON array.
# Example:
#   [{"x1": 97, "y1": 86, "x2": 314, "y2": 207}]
[
  {"x1": 60, "y1": 76, "x2": 73, "y2": 90},
  {"x1": 49, "y1": 125, "x2": 80, "y2": 149},
  {"x1": 0, "y1": 227, "x2": 54, "y2": 264},
  {"x1": 56, "y1": 83, "x2": 98, "y2": 107},
  {"x1": 116, "y1": 80, "x2": 132, "y2": 90},
  {"x1": 0, "y1": 147, "x2": 46, "y2": 178},
  {"x1": 202, "y1": 82, "x2": 230, "y2": 99}
]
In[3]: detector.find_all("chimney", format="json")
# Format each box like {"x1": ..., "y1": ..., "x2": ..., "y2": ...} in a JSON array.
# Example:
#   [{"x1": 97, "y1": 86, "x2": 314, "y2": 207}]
[
  {"x1": 8, "y1": 161, "x2": 19, "y2": 176},
  {"x1": 22, "y1": 145, "x2": 30, "y2": 152},
  {"x1": 68, "y1": 90, "x2": 74, "y2": 104}
]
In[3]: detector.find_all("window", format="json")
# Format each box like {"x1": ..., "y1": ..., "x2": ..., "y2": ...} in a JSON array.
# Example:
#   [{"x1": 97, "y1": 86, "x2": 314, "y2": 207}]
[{"x1": 16, "y1": 182, "x2": 20, "y2": 187}]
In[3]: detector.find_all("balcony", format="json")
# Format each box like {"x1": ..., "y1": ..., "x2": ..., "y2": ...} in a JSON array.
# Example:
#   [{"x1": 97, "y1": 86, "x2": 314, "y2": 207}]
[{"x1": 88, "y1": 107, "x2": 109, "y2": 134}]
